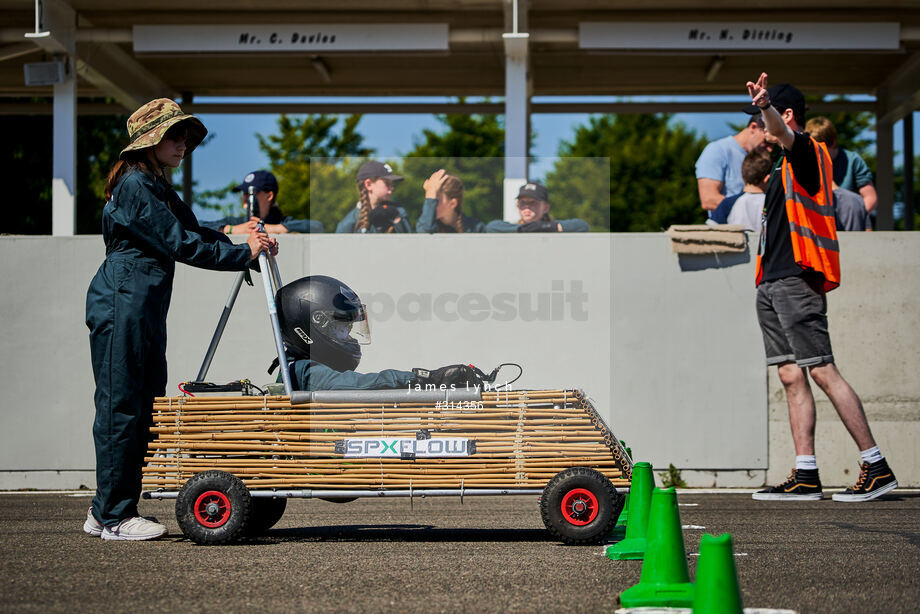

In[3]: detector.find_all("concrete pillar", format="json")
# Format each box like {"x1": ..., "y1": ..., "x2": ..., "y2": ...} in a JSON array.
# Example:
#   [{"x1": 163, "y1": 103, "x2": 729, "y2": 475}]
[
  {"x1": 904, "y1": 113, "x2": 914, "y2": 230},
  {"x1": 37, "y1": 0, "x2": 77, "y2": 237},
  {"x1": 876, "y1": 115, "x2": 895, "y2": 230},
  {"x1": 51, "y1": 57, "x2": 76, "y2": 236},
  {"x1": 502, "y1": 0, "x2": 530, "y2": 222}
]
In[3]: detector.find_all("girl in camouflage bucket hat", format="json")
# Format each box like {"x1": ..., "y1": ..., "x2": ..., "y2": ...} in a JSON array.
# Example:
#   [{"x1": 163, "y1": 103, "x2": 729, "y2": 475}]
[{"x1": 84, "y1": 99, "x2": 277, "y2": 541}]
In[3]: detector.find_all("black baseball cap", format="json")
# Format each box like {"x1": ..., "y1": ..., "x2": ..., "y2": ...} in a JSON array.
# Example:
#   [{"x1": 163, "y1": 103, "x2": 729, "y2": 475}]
[
  {"x1": 517, "y1": 181, "x2": 549, "y2": 203},
  {"x1": 743, "y1": 83, "x2": 807, "y2": 119},
  {"x1": 232, "y1": 170, "x2": 278, "y2": 194},
  {"x1": 356, "y1": 160, "x2": 403, "y2": 182}
]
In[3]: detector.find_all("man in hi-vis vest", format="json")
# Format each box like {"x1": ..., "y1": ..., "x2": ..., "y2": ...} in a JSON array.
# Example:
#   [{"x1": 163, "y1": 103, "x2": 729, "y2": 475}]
[{"x1": 746, "y1": 74, "x2": 897, "y2": 503}]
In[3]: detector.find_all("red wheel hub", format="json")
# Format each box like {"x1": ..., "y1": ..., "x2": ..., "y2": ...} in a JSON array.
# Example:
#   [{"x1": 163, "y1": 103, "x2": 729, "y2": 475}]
[
  {"x1": 194, "y1": 490, "x2": 231, "y2": 528},
  {"x1": 560, "y1": 488, "x2": 599, "y2": 526}
]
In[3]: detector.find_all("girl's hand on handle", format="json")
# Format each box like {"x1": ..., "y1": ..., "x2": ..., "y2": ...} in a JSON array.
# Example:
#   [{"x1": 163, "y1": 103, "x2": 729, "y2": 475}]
[{"x1": 247, "y1": 230, "x2": 274, "y2": 260}]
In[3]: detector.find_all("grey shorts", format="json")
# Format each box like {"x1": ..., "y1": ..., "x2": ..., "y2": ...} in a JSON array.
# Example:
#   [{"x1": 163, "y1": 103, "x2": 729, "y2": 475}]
[{"x1": 755, "y1": 275, "x2": 834, "y2": 367}]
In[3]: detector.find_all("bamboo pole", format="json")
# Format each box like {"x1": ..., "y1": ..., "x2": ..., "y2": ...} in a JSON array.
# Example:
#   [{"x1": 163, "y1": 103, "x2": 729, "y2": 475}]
[{"x1": 142, "y1": 389, "x2": 628, "y2": 491}]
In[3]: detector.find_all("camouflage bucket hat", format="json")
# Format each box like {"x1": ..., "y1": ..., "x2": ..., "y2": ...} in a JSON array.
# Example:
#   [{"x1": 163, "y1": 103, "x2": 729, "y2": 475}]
[{"x1": 119, "y1": 98, "x2": 207, "y2": 159}]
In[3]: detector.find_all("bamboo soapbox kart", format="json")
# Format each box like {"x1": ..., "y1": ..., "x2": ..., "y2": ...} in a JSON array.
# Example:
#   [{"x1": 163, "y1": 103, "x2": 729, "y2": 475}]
[{"x1": 141, "y1": 238, "x2": 633, "y2": 545}]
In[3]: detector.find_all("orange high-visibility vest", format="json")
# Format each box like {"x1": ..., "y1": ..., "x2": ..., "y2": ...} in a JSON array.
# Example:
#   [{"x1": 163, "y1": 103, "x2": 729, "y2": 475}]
[{"x1": 756, "y1": 137, "x2": 840, "y2": 292}]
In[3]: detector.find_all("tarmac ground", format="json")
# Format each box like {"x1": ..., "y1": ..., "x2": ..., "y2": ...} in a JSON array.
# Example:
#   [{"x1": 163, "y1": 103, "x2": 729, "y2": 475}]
[{"x1": 0, "y1": 490, "x2": 918, "y2": 613}]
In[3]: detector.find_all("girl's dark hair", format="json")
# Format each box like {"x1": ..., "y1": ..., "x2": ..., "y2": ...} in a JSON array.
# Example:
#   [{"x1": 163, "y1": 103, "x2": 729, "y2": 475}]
[
  {"x1": 104, "y1": 123, "x2": 189, "y2": 199},
  {"x1": 104, "y1": 150, "x2": 154, "y2": 200},
  {"x1": 354, "y1": 178, "x2": 374, "y2": 232},
  {"x1": 438, "y1": 174, "x2": 465, "y2": 233},
  {"x1": 354, "y1": 176, "x2": 397, "y2": 233}
]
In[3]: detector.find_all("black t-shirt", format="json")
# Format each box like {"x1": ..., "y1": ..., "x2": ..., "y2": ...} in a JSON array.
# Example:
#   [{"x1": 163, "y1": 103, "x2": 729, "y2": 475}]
[{"x1": 759, "y1": 131, "x2": 821, "y2": 283}]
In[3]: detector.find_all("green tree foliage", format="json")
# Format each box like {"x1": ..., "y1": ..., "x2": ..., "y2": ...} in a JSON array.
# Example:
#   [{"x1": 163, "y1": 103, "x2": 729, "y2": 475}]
[
  {"x1": 77, "y1": 114, "x2": 128, "y2": 233},
  {"x1": 544, "y1": 157, "x2": 611, "y2": 231},
  {"x1": 2, "y1": 109, "x2": 127, "y2": 234},
  {"x1": 255, "y1": 114, "x2": 373, "y2": 231},
  {"x1": 551, "y1": 114, "x2": 708, "y2": 232},
  {"x1": 401, "y1": 113, "x2": 505, "y2": 227},
  {"x1": 308, "y1": 157, "x2": 366, "y2": 232}
]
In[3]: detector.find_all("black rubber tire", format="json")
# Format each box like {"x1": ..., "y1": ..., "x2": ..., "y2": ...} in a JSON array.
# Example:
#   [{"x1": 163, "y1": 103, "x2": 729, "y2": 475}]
[
  {"x1": 246, "y1": 497, "x2": 287, "y2": 535},
  {"x1": 175, "y1": 470, "x2": 252, "y2": 545},
  {"x1": 318, "y1": 497, "x2": 358, "y2": 504},
  {"x1": 540, "y1": 467, "x2": 623, "y2": 545}
]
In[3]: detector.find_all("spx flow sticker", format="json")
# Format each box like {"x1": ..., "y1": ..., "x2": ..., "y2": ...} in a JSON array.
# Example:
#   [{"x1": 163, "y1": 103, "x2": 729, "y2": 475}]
[{"x1": 335, "y1": 437, "x2": 475, "y2": 459}]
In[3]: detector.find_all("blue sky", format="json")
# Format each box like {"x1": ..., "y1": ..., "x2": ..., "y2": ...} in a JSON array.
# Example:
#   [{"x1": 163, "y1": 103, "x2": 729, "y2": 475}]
[{"x1": 187, "y1": 97, "x2": 919, "y2": 222}]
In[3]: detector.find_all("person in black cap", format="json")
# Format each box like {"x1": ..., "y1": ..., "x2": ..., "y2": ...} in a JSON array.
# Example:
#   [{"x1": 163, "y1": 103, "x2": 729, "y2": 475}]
[
  {"x1": 485, "y1": 182, "x2": 589, "y2": 233},
  {"x1": 335, "y1": 160, "x2": 412, "y2": 233},
  {"x1": 202, "y1": 170, "x2": 323, "y2": 235},
  {"x1": 415, "y1": 169, "x2": 486, "y2": 233},
  {"x1": 744, "y1": 73, "x2": 897, "y2": 503}
]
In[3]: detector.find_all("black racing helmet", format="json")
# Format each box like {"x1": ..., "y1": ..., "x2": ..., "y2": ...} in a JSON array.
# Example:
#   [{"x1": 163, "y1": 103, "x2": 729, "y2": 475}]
[{"x1": 275, "y1": 275, "x2": 370, "y2": 372}]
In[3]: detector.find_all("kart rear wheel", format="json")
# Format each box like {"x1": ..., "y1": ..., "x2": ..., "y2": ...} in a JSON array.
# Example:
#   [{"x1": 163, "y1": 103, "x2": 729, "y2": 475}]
[
  {"x1": 540, "y1": 467, "x2": 622, "y2": 545},
  {"x1": 176, "y1": 470, "x2": 251, "y2": 545},
  {"x1": 247, "y1": 497, "x2": 287, "y2": 535}
]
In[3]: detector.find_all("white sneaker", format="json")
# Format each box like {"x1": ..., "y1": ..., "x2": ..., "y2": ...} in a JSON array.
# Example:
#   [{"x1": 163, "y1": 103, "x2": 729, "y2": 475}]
[
  {"x1": 101, "y1": 516, "x2": 167, "y2": 541},
  {"x1": 83, "y1": 507, "x2": 103, "y2": 537}
]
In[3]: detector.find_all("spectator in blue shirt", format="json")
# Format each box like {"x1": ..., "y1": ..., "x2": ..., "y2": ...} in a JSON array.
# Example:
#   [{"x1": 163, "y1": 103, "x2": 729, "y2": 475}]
[{"x1": 696, "y1": 115, "x2": 769, "y2": 214}]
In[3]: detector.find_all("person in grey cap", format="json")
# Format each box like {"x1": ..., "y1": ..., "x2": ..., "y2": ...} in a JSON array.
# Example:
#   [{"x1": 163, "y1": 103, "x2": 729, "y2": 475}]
[
  {"x1": 202, "y1": 170, "x2": 323, "y2": 234},
  {"x1": 485, "y1": 182, "x2": 589, "y2": 232},
  {"x1": 336, "y1": 160, "x2": 412, "y2": 233}
]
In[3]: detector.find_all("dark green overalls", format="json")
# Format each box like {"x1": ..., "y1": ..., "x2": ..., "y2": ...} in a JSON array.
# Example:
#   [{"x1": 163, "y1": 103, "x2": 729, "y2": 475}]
[{"x1": 85, "y1": 169, "x2": 252, "y2": 527}]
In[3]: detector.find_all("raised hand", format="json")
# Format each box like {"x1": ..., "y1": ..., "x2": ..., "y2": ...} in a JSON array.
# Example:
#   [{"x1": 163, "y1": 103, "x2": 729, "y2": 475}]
[
  {"x1": 423, "y1": 169, "x2": 449, "y2": 199},
  {"x1": 746, "y1": 72, "x2": 770, "y2": 108}
]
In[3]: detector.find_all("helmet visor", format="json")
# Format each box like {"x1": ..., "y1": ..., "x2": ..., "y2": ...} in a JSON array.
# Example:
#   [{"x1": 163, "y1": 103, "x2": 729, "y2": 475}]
[{"x1": 316, "y1": 303, "x2": 371, "y2": 345}]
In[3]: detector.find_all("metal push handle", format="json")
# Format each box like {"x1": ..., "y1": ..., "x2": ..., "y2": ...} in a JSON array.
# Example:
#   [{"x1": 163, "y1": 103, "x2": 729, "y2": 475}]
[{"x1": 257, "y1": 221, "x2": 293, "y2": 396}]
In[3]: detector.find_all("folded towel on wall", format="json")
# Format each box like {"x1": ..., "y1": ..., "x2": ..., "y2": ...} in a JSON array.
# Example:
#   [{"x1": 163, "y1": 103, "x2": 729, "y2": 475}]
[{"x1": 665, "y1": 224, "x2": 748, "y2": 255}]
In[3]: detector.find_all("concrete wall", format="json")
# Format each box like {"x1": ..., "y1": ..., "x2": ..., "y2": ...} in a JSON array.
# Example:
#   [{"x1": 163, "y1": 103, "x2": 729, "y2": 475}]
[{"x1": 0, "y1": 233, "x2": 916, "y2": 489}]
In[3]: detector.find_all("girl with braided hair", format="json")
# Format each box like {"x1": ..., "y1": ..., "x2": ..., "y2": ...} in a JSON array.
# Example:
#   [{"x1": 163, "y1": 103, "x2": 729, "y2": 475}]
[
  {"x1": 335, "y1": 160, "x2": 412, "y2": 233},
  {"x1": 415, "y1": 169, "x2": 486, "y2": 233}
]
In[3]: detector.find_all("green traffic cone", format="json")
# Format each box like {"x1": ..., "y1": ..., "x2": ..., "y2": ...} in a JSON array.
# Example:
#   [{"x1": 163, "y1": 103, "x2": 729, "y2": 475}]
[
  {"x1": 606, "y1": 462, "x2": 653, "y2": 560},
  {"x1": 618, "y1": 487, "x2": 695, "y2": 608},
  {"x1": 692, "y1": 533, "x2": 743, "y2": 614},
  {"x1": 614, "y1": 446, "x2": 633, "y2": 528}
]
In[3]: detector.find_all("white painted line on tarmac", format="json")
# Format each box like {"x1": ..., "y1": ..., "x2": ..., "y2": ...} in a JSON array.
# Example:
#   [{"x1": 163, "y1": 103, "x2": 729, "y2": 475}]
[
  {"x1": 682, "y1": 524, "x2": 706, "y2": 530},
  {"x1": 689, "y1": 552, "x2": 749, "y2": 557},
  {"x1": 678, "y1": 502, "x2": 699, "y2": 506},
  {"x1": 676, "y1": 488, "x2": 920, "y2": 495}
]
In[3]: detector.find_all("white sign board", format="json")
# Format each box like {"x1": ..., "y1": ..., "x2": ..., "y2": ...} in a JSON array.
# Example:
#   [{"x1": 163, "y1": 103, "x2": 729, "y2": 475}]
[
  {"x1": 134, "y1": 24, "x2": 449, "y2": 53},
  {"x1": 579, "y1": 22, "x2": 899, "y2": 51},
  {"x1": 337, "y1": 437, "x2": 474, "y2": 459}
]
